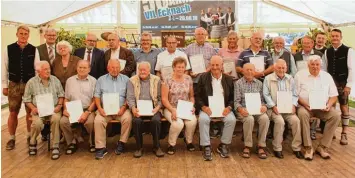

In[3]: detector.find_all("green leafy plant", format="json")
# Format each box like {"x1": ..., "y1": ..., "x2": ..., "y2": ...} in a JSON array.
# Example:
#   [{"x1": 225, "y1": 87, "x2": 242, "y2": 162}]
[
  {"x1": 184, "y1": 37, "x2": 221, "y2": 47},
  {"x1": 56, "y1": 28, "x2": 85, "y2": 52}
]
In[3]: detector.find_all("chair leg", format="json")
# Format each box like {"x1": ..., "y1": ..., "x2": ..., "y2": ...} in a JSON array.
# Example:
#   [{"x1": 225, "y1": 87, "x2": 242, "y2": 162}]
[{"x1": 47, "y1": 123, "x2": 51, "y2": 151}]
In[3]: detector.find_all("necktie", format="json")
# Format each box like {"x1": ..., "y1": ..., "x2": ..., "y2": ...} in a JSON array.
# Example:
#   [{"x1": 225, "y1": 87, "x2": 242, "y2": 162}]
[
  {"x1": 87, "y1": 49, "x2": 92, "y2": 64},
  {"x1": 48, "y1": 46, "x2": 54, "y2": 64}
]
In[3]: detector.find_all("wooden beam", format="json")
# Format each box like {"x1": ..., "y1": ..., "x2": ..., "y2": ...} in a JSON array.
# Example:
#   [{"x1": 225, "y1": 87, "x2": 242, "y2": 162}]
[
  {"x1": 40, "y1": 0, "x2": 112, "y2": 27},
  {"x1": 333, "y1": 22, "x2": 355, "y2": 27},
  {"x1": 1, "y1": 20, "x2": 38, "y2": 28}
]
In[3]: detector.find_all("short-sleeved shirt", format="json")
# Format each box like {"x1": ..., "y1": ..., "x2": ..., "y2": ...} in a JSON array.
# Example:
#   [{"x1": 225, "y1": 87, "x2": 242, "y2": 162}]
[
  {"x1": 155, "y1": 50, "x2": 191, "y2": 71},
  {"x1": 218, "y1": 47, "x2": 242, "y2": 64},
  {"x1": 133, "y1": 48, "x2": 160, "y2": 74},
  {"x1": 164, "y1": 74, "x2": 193, "y2": 108},
  {"x1": 65, "y1": 75, "x2": 96, "y2": 108},
  {"x1": 294, "y1": 70, "x2": 338, "y2": 106},
  {"x1": 237, "y1": 48, "x2": 273, "y2": 70}
]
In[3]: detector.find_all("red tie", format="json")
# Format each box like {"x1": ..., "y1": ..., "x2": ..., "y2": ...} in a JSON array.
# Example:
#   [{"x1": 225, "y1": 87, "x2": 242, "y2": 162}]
[{"x1": 87, "y1": 49, "x2": 92, "y2": 64}]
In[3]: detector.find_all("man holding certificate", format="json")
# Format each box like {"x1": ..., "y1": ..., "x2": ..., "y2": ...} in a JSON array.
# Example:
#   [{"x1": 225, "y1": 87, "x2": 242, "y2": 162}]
[
  {"x1": 94, "y1": 59, "x2": 132, "y2": 159},
  {"x1": 196, "y1": 56, "x2": 236, "y2": 161},
  {"x1": 235, "y1": 63, "x2": 270, "y2": 159},
  {"x1": 295, "y1": 55, "x2": 340, "y2": 160},
  {"x1": 263, "y1": 59, "x2": 303, "y2": 159},
  {"x1": 22, "y1": 61, "x2": 64, "y2": 160},
  {"x1": 293, "y1": 36, "x2": 323, "y2": 71},
  {"x1": 60, "y1": 60, "x2": 97, "y2": 155},
  {"x1": 236, "y1": 32, "x2": 274, "y2": 80},
  {"x1": 127, "y1": 62, "x2": 165, "y2": 158}
]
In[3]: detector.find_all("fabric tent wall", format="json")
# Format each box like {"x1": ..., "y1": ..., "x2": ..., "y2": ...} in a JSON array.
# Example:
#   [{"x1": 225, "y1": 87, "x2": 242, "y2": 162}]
[
  {"x1": 339, "y1": 26, "x2": 355, "y2": 49},
  {"x1": 1, "y1": 26, "x2": 41, "y2": 53}
]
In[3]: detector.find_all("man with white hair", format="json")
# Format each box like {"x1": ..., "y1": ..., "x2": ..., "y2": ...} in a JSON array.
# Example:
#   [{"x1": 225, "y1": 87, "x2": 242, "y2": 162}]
[
  {"x1": 38, "y1": 28, "x2": 58, "y2": 65},
  {"x1": 271, "y1": 37, "x2": 297, "y2": 76},
  {"x1": 2, "y1": 25, "x2": 40, "y2": 150},
  {"x1": 127, "y1": 61, "x2": 164, "y2": 158},
  {"x1": 23, "y1": 61, "x2": 64, "y2": 160},
  {"x1": 295, "y1": 55, "x2": 340, "y2": 160},
  {"x1": 74, "y1": 33, "x2": 105, "y2": 79},
  {"x1": 293, "y1": 36, "x2": 323, "y2": 71}
]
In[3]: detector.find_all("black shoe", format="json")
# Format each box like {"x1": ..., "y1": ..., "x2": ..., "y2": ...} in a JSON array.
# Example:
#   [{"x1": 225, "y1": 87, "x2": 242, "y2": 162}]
[
  {"x1": 167, "y1": 145, "x2": 176, "y2": 155},
  {"x1": 186, "y1": 143, "x2": 195, "y2": 151},
  {"x1": 114, "y1": 141, "x2": 125, "y2": 155},
  {"x1": 203, "y1": 146, "x2": 213, "y2": 161},
  {"x1": 293, "y1": 151, "x2": 304, "y2": 159},
  {"x1": 27, "y1": 137, "x2": 30, "y2": 145},
  {"x1": 89, "y1": 145, "x2": 96, "y2": 153},
  {"x1": 210, "y1": 129, "x2": 218, "y2": 139},
  {"x1": 95, "y1": 148, "x2": 108, "y2": 159},
  {"x1": 41, "y1": 135, "x2": 48, "y2": 141},
  {"x1": 217, "y1": 144, "x2": 229, "y2": 158},
  {"x1": 274, "y1": 151, "x2": 284, "y2": 159},
  {"x1": 6, "y1": 139, "x2": 15, "y2": 150},
  {"x1": 133, "y1": 148, "x2": 143, "y2": 158}
]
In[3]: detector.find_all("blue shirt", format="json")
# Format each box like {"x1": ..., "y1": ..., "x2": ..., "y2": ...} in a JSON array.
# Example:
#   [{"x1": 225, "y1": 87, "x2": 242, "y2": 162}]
[
  {"x1": 237, "y1": 48, "x2": 273, "y2": 69},
  {"x1": 133, "y1": 48, "x2": 160, "y2": 74},
  {"x1": 94, "y1": 74, "x2": 129, "y2": 107}
]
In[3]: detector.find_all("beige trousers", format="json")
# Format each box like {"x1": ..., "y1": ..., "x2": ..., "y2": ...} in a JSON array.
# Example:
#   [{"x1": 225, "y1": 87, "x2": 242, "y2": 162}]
[
  {"x1": 60, "y1": 112, "x2": 95, "y2": 146},
  {"x1": 297, "y1": 106, "x2": 340, "y2": 148},
  {"x1": 30, "y1": 112, "x2": 62, "y2": 148},
  {"x1": 94, "y1": 110, "x2": 132, "y2": 149},
  {"x1": 237, "y1": 113, "x2": 270, "y2": 148},
  {"x1": 163, "y1": 109, "x2": 197, "y2": 146}
]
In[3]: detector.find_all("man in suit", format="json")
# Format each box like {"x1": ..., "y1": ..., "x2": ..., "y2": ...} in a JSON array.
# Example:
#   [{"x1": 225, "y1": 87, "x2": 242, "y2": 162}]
[
  {"x1": 74, "y1": 33, "x2": 105, "y2": 79},
  {"x1": 104, "y1": 33, "x2": 135, "y2": 77},
  {"x1": 37, "y1": 28, "x2": 58, "y2": 65}
]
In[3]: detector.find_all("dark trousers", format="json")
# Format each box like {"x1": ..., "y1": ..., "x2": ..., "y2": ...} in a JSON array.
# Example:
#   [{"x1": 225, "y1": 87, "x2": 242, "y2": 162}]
[{"x1": 132, "y1": 112, "x2": 161, "y2": 149}]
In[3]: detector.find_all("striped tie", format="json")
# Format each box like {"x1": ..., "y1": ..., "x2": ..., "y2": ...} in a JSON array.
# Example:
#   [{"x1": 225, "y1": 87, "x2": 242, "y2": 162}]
[{"x1": 48, "y1": 46, "x2": 54, "y2": 64}]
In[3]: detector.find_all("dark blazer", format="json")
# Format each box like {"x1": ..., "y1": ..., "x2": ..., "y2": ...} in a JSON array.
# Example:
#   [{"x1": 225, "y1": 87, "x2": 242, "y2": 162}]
[
  {"x1": 104, "y1": 46, "x2": 135, "y2": 77},
  {"x1": 74, "y1": 47, "x2": 105, "y2": 79},
  {"x1": 37, "y1": 43, "x2": 59, "y2": 64},
  {"x1": 196, "y1": 72, "x2": 234, "y2": 112},
  {"x1": 52, "y1": 55, "x2": 81, "y2": 89},
  {"x1": 293, "y1": 50, "x2": 323, "y2": 62}
]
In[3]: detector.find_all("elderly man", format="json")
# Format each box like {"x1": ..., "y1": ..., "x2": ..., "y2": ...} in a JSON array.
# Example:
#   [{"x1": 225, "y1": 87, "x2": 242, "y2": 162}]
[
  {"x1": 155, "y1": 35, "x2": 190, "y2": 79},
  {"x1": 2, "y1": 25, "x2": 40, "y2": 150},
  {"x1": 104, "y1": 33, "x2": 135, "y2": 77},
  {"x1": 74, "y1": 33, "x2": 105, "y2": 79},
  {"x1": 237, "y1": 32, "x2": 273, "y2": 80},
  {"x1": 133, "y1": 32, "x2": 160, "y2": 75},
  {"x1": 235, "y1": 63, "x2": 270, "y2": 159},
  {"x1": 38, "y1": 28, "x2": 58, "y2": 65},
  {"x1": 59, "y1": 60, "x2": 97, "y2": 154},
  {"x1": 293, "y1": 36, "x2": 323, "y2": 71},
  {"x1": 197, "y1": 56, "x2": 236, "y2": 161},
  {"x1": 94, "y1": 59, "x2": 132, "y2": 159},
  {"x1": 314, "y1": 32, "x2": 327, "y2": 54},
  {"x1": 263, "y1": 59, "x2": 303, "y2": 159},
  {"x1": 323, "y1": 29, "x2": 354, "y2": 145},
  {"x1": 23, "y1": 61, "x2": 64, "y2": 160},
  {"x1": 295, "y1": 55, "x2": 341, "y2": 160},
  {"x1": 127, "y1": 62, "x2": 164, "y2": 158},
  {"x1": 271, "y1": 37, "x2": 297, "y2": 76}
]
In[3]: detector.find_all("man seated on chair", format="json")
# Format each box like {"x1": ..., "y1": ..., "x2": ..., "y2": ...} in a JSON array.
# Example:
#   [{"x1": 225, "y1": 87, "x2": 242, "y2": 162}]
[
  {"x1": 196, "y1": 55, "x2": 236, "y2": 161},
  {"x1": 295, "y1": 55, "x2": 340, "y2": 160},
  {"x1": 235, "y1": 63, "x2": 270, "y2": 159},
  {"x1": 263, "y1": 59, "x2": 303, "y2": 159},
  {"x1": 59, "y1": 60, "x2": 97, "y2": 155},
  {"x1": 127, "y1": 61, "x2": 165, "y2": 158},
  {"x1": 23, "y1": 61, "x2": 64, "y2": 160},
  {"x1": 94, "y1": 59, "x2": 132, "y2": 159}
]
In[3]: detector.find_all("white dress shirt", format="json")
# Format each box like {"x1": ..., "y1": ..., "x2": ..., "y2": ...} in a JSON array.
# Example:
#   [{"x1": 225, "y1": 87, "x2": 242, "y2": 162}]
[
  {"x1": 110, "y1": 46, "x2": 120, "y2": 60},
  {"x1": 83, "y1": 48, "x2": 94, "y2": 64},
  {"x1": 155, "y1": 50, "x2": 191, "y2": 71},
  {"x1": 211, "y1": 74, "x2": 224, "y2": 96}
]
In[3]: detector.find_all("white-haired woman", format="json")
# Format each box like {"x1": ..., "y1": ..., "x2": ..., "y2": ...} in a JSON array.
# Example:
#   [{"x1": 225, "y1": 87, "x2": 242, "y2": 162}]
[{"x1": 52, "y1": 40, "x2": 82, "y2": 88}]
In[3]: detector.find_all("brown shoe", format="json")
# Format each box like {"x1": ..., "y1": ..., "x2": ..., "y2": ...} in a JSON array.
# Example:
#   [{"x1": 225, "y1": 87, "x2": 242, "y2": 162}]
[
  {"x1": 304, "y1": 146, "x2": 313, "y2": 161},
  {"x1": 316, "y1": 145, "x2": 330, "y2": 159},
  {"x1": 153, "y1": 147, "x2": 165, "y2": 157},
  {"x1": 340, "y1": 133, "x2": 348, "y2": 145},
  {"x1": 6, "y1": 139, "x2": 15, "y2": 150}
]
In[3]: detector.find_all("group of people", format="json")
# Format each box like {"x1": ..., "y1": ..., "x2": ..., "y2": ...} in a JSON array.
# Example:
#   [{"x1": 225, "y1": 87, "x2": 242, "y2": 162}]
[
  {"x1": 2, "y1": 25, "x2": 353, "y2": 162},
  {"x1": 200, "y1": 7, "x2": 237, "y2": 35}
]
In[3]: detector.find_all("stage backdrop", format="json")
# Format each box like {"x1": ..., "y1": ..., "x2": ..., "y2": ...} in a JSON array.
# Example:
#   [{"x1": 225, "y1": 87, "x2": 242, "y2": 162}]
[{"x1": 141, "y1": 0, "x2": 235, "y2": 36}]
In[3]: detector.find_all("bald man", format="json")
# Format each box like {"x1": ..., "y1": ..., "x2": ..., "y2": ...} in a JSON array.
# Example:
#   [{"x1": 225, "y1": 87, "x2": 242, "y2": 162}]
[
  {"x1": 235, "y1": 63, "x2": 270, "y2": 159},
  {"x1": 104, "y1": 33, "x2": 135, "y2": 77},
  {"x1": 263, "y1": 59, "x2": 303, "y2": 159},
  {"x1": 237, "y1": 32, "x2": 273, "y2": 81},
  {"x1": 196, "y1": 55, "x2": 236, "y2": 161},
  {"x1": 74, "y1": 33, "x2": 105, "y2": 79},
  {"x1": 93, "y1": 59, "x2": 132, "y2": 159}
]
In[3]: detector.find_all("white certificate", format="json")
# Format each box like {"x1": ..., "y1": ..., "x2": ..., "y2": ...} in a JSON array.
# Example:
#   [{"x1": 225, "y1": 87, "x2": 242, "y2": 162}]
[
  {"x1": 103, "y1": 93, "x2": 120, "y2": 115},
  {"x1": 296, "y1": 60, "x2": 308, "y2": 71},
  {"x1": 161, "y1": 66, "x2": 173, "y2": 80},
  {"x1": 249, "y1": 56, "x2": 265, "y2": 72},
  {"x1": 118, "y1": 59, "x2": 126, "y2": 71},
  {"x1": 190, "y1": 54, "x2": 206, "y2": 74},
  {"x1": 245, "y1": 93, "x2": 261, "y2": 115},
  {"x1": 177, "y1": 100, "x2": 194, "y2": 120},
  {"x1": 277, "y1": 91, "x2": 293, "y2": 113},
  {"x1": 309, "y1": 89, "x2": 327, "y2": 110},
  {"x1": 209, "y1": 95, "x2": 224, "y2": 117},
  {"x1": 35, "y1": 93, "x2": 54, "y2": 117},
  {"x1": 137, "y1": 100, "x2": 154, "y2": 116},
  {"x1": 223, "y1": 59, "x2": 237, "y2": 78},
  {"x1": 66, "y1": 100, "x2": 83, "y2": 123}
]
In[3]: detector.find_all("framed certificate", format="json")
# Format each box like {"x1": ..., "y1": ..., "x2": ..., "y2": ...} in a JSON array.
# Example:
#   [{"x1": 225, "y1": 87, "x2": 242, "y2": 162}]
[
  {"x1": 245, "y1": 93, "x2": 261, "y2": 115},
  {"x1": 103, "y1": 93, "x2": 120, "y2": 115},
  {"x1": 137, "y1": 100, "x2": 154, "y2": 116},
  {"x1": 66, "y1": 100, "x2": 83, "y2": 123},
  {"x1": 250, "y1": 56, "x2": 265, "y2": 72},
  {"x1": 177, "y1": 100, "x2": 194, "y2": 120},
  {"x1": 36, "y1": 93, "x2": 54, "y2": 117},
  {"x1": 190, "y1": 54, "x2": 206, "y2": 74}
]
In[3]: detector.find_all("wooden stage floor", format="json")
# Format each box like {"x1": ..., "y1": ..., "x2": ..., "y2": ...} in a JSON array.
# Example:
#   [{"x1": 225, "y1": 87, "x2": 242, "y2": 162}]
[{"x1": 1, "y1": 117, "x2": 355, "y2": 178}]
